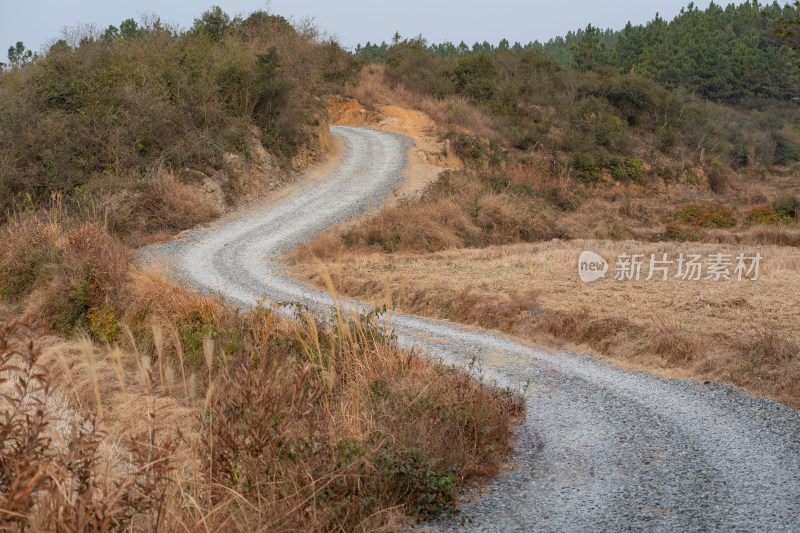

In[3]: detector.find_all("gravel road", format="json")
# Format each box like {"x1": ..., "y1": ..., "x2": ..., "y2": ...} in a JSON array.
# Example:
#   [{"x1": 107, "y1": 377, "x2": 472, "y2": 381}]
[{"x1": 144, "y1": 126, "x2": 800, "y2": 531}]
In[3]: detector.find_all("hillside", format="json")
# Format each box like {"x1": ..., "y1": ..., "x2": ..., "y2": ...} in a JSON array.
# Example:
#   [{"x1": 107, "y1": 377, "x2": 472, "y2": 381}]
[
  {"x1": 356, "y1": 1, "x2": 800, "y2": 102},
  {"x1": 0, "y1": 9, "x2": 358, "y2": 244}
]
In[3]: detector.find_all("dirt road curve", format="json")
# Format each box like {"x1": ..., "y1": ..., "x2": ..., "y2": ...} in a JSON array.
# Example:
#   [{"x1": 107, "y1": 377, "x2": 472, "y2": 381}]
[{"x1": 145, "y1": 126, "x2": 800, "y2": 532}]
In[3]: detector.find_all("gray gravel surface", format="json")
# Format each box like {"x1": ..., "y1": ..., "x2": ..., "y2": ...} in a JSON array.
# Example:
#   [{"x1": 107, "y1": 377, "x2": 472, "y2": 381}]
[{"x1": 144, "y1": 126, "x2": 800, "y2": 531}]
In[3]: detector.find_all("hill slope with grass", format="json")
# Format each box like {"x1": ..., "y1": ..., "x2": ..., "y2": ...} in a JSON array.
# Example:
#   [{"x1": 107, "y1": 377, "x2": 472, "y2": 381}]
[{"x1": 0, "y1": 8, "x2": 358, "y2": 245}]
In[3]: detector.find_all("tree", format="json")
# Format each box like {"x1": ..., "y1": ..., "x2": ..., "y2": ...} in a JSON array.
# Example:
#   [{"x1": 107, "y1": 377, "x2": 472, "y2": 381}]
[
  {"x1": 103, "y1": 25, "x2": 119, "y2": 42},
  {"x1": 119, "y1": 19, "x2": 141, "y2": 40},
  {"x1": 193, "y1": 6, "x2": 231, "y2": 41},
  {"x1": 569, "y1": 25, "x2": 607, "y2": 72},
  {"x1": 769, "y1": 1, "x2": 800, "y2": 66},
  {"x1": 7, "y1": 42, "x2": 33, "y2": 67},
  {"x1": 454, "y1": 53, "x2": 498, "y2": 100}
]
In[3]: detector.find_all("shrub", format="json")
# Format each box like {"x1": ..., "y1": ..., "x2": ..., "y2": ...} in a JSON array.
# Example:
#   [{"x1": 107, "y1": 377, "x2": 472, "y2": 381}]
[
  {"x1": 657, "y1": 126, "x2": 680, "y2": 153},
  {"x1": 705, "y1": 158, "x2": 729, "y2": 193},
  {"x1": 0, "y1": 9, "x2": 355, "y2": 230},
  {"x1": 772, "y1": 132, "x2": 800, "y2": 165},
  {"x1": 729, "y1": 143, "x2": 749, "y2": 170},
  {"x1": 50, "y1": 275, "x2": 93, "y2": 335},
  {"x1": 745, "y1": 205, "x2": 794, "y2": 226},
  {"x1": 662, "y1": 223, "x2": 704, "y2": 242},
  {"x1": 454, "y1": 53, "x2": 499, "y2": 101},
  {"x1": 772, "y1": 195, "x2": 799, "y2": 220},
  {"x1": 194, "y1": 304, "x2": 519, "y2": 530},
  {"x1": 572, "y1": 153, "x2": 601, "y2": 184},
  {"x1": 384, "y1": 38, "x2": 456, "y2": 98},
  {"x1": 569, "y1": 96, "x2": 625, "y2": 148},
  {"x1": 0, "y1": 317, "x2": 176, "y2": 531},
  {"x1": 447, "y1": 131, "x2": 485, "y2": 162},
  {"x1": 88, "y1": 305, "x2": 122, "y2": 341},
  {"x1": 606, "y1": 157, "x2": 645, "y2": 184},
  {"x1": 674, "y1": 203, "x2": 738, "y2": 228}
]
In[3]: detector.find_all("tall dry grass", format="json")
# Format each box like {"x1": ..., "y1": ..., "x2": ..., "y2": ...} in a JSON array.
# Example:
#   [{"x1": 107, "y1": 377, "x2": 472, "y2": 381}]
[{"x1": 0, "y1": 252, "x2": 520, "y2": 531}]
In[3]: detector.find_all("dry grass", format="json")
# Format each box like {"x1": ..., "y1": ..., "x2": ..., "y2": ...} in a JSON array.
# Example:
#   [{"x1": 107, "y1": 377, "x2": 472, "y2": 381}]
[
  {"x1": 0, "y1": 246, "x2": 519, "y2": 531},
  {"x1": 0, "y1": 197, "x2": 520, "y2": 530},
  {"x1": 128, "y1": 170, "x2": 219, "y2": 244},
  {"x1": 291, "y1": 239, "x2": 800, "y2": 408}
]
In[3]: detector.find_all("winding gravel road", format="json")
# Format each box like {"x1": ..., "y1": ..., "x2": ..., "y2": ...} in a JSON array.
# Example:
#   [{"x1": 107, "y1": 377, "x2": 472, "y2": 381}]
[{"x1": 145, "y1": 126, "x2": 800, "y2": 531}]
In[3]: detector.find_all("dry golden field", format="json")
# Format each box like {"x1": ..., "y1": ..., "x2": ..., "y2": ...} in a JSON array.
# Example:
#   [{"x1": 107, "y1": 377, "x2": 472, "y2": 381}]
[{"x1": 291, "y1": 239, "x2": 800, "y2": 407}]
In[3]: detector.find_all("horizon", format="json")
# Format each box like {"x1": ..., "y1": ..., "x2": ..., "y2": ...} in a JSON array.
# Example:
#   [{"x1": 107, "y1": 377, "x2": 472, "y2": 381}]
[{"x1": 2, "y1": 0, "x2": 753, "y2": 56}]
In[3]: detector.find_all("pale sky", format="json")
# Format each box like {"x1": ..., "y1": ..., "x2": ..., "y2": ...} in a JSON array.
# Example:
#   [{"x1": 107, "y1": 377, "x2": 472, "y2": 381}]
[{"x1": 2, "y1": 0, "x2": 750, "y2": 56}]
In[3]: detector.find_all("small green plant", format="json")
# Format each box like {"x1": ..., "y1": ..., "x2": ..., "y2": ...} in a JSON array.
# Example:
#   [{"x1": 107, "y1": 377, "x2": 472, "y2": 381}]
[
  {"x1": 729, "y1": 143, "x2": 749, "y2": 170},
  {"x1": 178, "y1": 315, "x2": 218, "y2": 366},
  {"x1": 772, "y1": 195, "x2": 799, "y2": 220},
  {"x1": 378, "y1": 446, "x2": 458, "y2": 516},
  {"x1": 606, "y1": 157, "x2": 645, "y2": 184},
  {"x1": 447, "y1": 131, "x2": 485, "y2": 162}
]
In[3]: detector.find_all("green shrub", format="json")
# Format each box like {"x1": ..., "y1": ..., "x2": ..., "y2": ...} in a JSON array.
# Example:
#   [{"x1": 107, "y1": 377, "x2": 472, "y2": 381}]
[
  {"x1": 50, "y1": 276, "x2": 93, "y2": 336},
  {"x1": 385, "y1": 38, "x2": 456, "y2": 97},
  {"x1": 674, "y1": 203, "x2": 737, "y2": 228},
  {"x1": 454, "y1": 53, "x2": 498, "y2": 102},
  {"x1": 88, "y1": 305, "x2": 121, "y2": 342},
  {"x1": 657, "y1": 126, "x2": 680, "y2": 153},
  {"x1": 447, "y1": 132, "x2": 485, "y2": 162},
  {"x1": 378, "y1": 446, "x2": 458, "y2": 516},
  {"x1": 729, "y1": 143, "x2": 749, "y2": 170},
  {"x1": 606, "y1": 157, "x2": 645, "y2": 184},
  {"x1": 662, "y1": 223, "x2": 703, "y2": 242},
  {"x1": 569, "y1": 96, "x2": 625, "y2": 148},
  {"x1": 178, "y1": 318, "x2": 219, "y2": 367},
  {"x1": 772, "y1": 195, "x2": 799, "y2": 220},
  {"x1": 0, "y1": 9, "x2": 355, "y2": 223},
  {"x1": 745, "y1": 205, "x2": 794, "y2": 226},
  {"x1": 572, "y1": 153, "x2": 601, "y2": 184},
  {"x1": 772, "y1": 132, "x2": 800, "y2": 166}
]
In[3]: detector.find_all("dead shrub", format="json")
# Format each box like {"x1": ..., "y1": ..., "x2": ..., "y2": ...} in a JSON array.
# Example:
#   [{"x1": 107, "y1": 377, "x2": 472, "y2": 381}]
[
  {"x1": 640, "y1": 327, "x2": 701, "y2": 365},
  {"x1": 739, "y1": 330, "x2": 799, "y2": 367},
  {"x1": 0, "y1": 317, "x2": 177, "y2": 531},
  {"x1": 133, "y1": 171, "x2": 218, "y2": 236}
]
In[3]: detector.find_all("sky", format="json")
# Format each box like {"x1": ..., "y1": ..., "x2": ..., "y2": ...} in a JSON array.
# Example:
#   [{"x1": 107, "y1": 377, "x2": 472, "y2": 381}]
[{"x1": 2, "y1": 0, "x2": 748, "y2": 55}]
